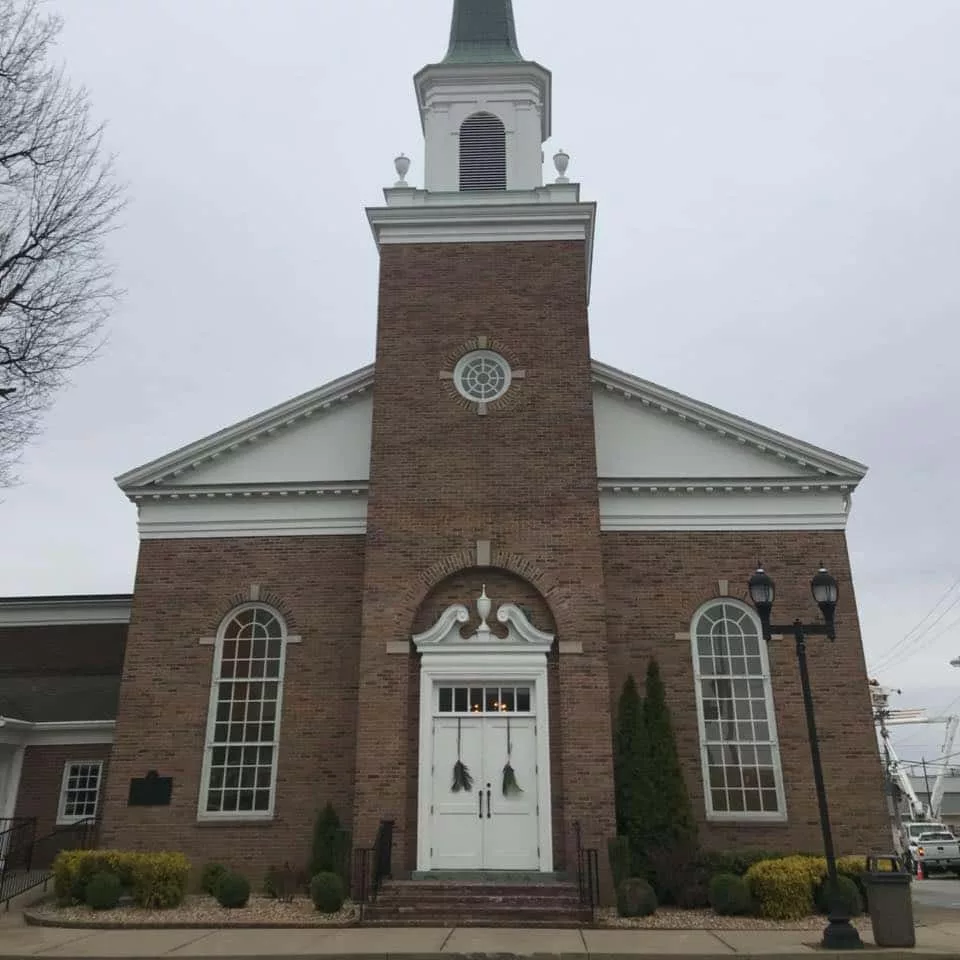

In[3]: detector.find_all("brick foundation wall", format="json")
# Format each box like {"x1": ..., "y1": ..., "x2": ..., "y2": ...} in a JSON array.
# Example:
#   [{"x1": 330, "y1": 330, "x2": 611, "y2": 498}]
[
  {"x1": 353, "y1": 240, "x2": 617, "y2": 880},
  {"x1": 98, "y1": 536, "x2": 365, "y2": 879},
  {"x1": 14, "y1": 744, "x2": 112, "y2": 852},
  {"x1": 602, "y1": 529, "x2": 889, "y2": 856}
]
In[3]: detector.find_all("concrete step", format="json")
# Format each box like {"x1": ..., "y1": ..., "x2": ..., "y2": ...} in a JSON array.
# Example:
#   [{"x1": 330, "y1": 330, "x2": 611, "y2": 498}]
[
  {"x1": 366, "y1": 878, "x2": 590, "y2": 928},
  {"x1": 361, "y1": 916, "x2": 591, "y2": 928},
  {"x1": 378, "y1": 886, "x2": 581, "y2": 903},
  {"x1": 364, "y1": 905, "x2": 593, "y2": 925}
]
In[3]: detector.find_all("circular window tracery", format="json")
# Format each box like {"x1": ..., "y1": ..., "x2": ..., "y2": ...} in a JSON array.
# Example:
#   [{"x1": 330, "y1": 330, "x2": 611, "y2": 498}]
[{"x1": 454, "y1": 350, "x2": 512, "y2": 403}]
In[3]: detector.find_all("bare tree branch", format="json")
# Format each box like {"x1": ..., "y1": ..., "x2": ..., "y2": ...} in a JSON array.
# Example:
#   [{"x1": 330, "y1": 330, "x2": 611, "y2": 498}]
[{"x1": 0, "y1": 0, "x2": 125, "y2": 488}]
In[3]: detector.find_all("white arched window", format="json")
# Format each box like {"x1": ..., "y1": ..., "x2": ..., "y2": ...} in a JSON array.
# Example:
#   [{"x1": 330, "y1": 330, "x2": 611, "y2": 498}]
[
  {"x1": 692, "y1": 601, "x2": 786, "y2": 820},
  {"x1": 459, "y1": 111, "x2": 507, "y2": 191},
  {"x1": 198, "y1": 604, "x2": 289, "y2": 819}
]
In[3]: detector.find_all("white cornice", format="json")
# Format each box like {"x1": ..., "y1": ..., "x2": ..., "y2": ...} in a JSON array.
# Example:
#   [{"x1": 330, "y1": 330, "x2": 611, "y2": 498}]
[
  {"x1": 0, "y1": 596, "x2": 131, "y2": 627},
  {"x1": 129, "y1": 483, "x2": 369, "y2": 503},
  {"x1": 599, "y1": 487, "x2": 851, "y2": 532},
  {"x1": 0, "y1": 718, "x2": 115, "y2": 747},
  {"x1": 413, "y1": 60, "x2": 553, "y2": 140},
  {"x1": 137, "y1": 515, "x2": 366, "y2": 540},
  {"x1": 366, "y1": 197, "x2": 596, "y2": 302},
  {"x1": 597, "y1": 478, "x2": 855, "y2": 495}
]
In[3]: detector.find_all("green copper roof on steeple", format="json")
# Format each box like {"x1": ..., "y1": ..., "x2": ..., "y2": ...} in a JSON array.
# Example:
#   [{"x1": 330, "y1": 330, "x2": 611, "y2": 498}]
[{"x1": 443, "y1": 0, "x2": 525, "y2": 64}]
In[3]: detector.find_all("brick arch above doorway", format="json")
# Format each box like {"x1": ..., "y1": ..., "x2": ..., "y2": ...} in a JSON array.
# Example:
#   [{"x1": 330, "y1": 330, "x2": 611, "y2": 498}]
[
  {"x1": 403, "y1": 548, "x2": 569, "y2": 639},
  {"x1": 410, "y1": 566, "x2": 558, "y2": 641}
]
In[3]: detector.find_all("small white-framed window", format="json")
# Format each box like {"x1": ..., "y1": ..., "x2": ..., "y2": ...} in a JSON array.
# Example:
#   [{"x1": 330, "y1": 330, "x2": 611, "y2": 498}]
[
  {"x1": 57, "y1": 761, "x2": 103, "y2": 825},
  {"x1": 197, "y1": 604, "x2": 289, "y2": 820},
  {"x1": 691, "y1": 600, "x2": 787, "y2": 821}
]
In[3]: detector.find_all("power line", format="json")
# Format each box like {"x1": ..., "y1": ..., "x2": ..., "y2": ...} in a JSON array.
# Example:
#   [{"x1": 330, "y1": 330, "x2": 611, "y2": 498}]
[{"x1": 871, "y1": 578, "x2": 960, "y2": 672}]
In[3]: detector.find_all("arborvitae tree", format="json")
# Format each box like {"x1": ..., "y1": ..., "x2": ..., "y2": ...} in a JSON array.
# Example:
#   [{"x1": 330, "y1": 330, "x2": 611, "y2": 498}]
[
  {"x1": 642, "y1": 659, "x2": 697, "y2": 844},
  {"x1": 613, "y1": 674, "x2": 658, "y2": 880},
  {"x1": 309, "y1": 802, "x2": 343, "y2": 878},
  {"x1": 613, "y1": 674, "x2": 643, "y2": 837}
]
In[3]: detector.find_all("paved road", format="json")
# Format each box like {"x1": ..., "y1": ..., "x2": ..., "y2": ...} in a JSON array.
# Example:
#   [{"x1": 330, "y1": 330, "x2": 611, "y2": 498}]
[{"x1": 914, "y1": 876, "x2": 960, "y2": 911}]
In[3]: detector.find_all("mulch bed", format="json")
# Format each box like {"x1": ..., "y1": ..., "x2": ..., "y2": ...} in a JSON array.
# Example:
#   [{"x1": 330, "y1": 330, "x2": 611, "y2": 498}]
[
  {"x1": 25, "y1": 895, "x2": 359, "y2": 929},
  {"x1": 26, "y1": 895, "x2": 876, "y2": 932},
  {"x1": 595, "y1": 907, "x2": 873, "y2": 931}
]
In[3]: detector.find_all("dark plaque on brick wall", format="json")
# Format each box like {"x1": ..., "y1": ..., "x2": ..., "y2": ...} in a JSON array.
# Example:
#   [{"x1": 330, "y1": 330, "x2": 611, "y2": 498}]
[{"x1": 128, "y1": 771, "x2": 173, "y2": 807}]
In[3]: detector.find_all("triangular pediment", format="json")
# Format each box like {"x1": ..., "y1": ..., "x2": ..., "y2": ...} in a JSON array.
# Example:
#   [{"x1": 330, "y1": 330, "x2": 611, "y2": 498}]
[
  {"x1": 116, "y1": 366, "x2": 375, "y2": 494},
  {"x1": 591, "y1": 361, "x2": 866, "y2": 485},
  {"x1": 116, "y1": 358, "x2": 865, "y2": 497}
]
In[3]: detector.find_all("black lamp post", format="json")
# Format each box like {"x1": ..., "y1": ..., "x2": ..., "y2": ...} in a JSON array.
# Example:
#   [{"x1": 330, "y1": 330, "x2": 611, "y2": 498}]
[{"x1": 747, "y1": 564, "x2": 864, "y2": 951}]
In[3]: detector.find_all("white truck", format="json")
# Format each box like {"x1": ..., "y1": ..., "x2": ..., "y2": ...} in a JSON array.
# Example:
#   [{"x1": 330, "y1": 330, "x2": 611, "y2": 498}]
[{"x1": 911, "y1": 830, "x2": 960, "y2": 876}]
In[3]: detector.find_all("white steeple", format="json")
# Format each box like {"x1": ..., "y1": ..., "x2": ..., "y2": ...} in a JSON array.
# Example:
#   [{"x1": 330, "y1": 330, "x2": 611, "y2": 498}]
[{"x1": 412, "y1": 0, "x2": 552, "y2": 194}]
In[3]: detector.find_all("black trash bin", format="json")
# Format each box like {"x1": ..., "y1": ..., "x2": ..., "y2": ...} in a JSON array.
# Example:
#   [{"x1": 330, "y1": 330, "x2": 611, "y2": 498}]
[{"x1": 863, "y1": 855, "x2": 915, "y2": 948}]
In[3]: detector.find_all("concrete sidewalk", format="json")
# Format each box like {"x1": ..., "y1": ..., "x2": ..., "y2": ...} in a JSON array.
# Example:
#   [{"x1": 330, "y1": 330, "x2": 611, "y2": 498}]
[{"x1": 1, "y1": 921, "x2": 959, "y2": 959}]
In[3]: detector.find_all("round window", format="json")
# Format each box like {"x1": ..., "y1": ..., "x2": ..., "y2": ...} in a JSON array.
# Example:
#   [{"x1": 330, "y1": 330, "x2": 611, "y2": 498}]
[{"x1": 454, "y1": 350, "x2": 512, "y2": 403}]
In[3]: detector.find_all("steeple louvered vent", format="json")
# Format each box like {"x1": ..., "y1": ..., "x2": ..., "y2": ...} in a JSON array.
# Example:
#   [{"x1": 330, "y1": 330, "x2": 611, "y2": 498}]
[{"x1": 459, "y1": 112, "x2": 507, "y2": 191}]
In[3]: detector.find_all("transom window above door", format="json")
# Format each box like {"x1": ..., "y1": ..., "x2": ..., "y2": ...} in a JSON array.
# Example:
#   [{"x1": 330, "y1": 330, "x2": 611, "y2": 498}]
[{"x1": 437, "y1": 685, "x2": 532, "y2": 715}]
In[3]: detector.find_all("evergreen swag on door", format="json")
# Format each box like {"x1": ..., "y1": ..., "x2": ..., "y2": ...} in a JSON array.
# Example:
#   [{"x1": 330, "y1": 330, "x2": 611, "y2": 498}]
[
  {"x1": 613, "y1": 660, "x2": 697, "y2": 891},
  {"x1": 451, "y1": 717, "x2": 474, "y2": 792},
  {"x1": 502, "y1": 716, "x2": 523, "y2": 796}
]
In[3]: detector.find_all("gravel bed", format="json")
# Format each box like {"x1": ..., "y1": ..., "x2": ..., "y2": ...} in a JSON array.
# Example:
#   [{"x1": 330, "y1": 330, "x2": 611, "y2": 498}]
[
  {"x1": 596, "y1": 907, "x2": 873, "y2": 931},
  {"x1": 26, "y1": 895, "x2": 359, "y2": 929}
]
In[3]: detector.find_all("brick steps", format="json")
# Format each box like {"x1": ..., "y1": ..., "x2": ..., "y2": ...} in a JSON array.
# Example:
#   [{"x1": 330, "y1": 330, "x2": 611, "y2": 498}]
[{"x1": 363, "y1": 879, "x2": 592, "y2": 927}]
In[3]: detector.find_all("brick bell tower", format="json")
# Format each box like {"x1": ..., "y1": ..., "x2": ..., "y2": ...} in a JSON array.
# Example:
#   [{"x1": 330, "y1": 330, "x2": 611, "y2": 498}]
[{"x1": 353, "y1": 0, "x2": 616, "y2": 881}]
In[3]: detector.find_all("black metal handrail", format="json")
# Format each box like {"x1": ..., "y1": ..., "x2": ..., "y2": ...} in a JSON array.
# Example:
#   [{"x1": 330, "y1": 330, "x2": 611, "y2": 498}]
[
  {"x1": 573, "y1": 820, "x2": 600, "y2": 914},
  {"x1": 1, "y1": 817, "x2": 99, "y2": 910},
  {"x1": 351, "y1": 819, "x2": 394, "y2": 920},
  {"x1": 0, "y1": 817, "x2": 38, "y2": 899}
]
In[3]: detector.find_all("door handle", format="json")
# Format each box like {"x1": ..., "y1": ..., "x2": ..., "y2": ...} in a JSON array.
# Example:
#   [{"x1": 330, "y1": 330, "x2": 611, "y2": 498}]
[
  {"x1": 486, "y1": 784, "x2": 492, "y2": 818},
  {"x1": 478, "y1": 792, "x2": 483, "y2": 819}
]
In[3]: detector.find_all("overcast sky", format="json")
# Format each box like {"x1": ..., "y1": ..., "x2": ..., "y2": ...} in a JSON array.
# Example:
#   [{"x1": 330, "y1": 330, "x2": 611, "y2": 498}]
[{"x1": 2, "y1": 1, "x2": 959, "y2": 764}]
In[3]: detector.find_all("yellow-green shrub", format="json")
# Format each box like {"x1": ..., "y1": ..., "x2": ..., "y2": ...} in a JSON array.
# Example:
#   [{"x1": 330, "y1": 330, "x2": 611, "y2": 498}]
[
  {"x1": 744, "y1": 854, "x2": 876, "y2": 920},
  {"x1": 52, "y1": 851, "x2": 190, "y2": 910},
  {"x1": 745, "y1": 856, "x2": 823, "y2": 920},
  {"x1": 53, "y1": 851, "x2": 134, "y2": 904}
]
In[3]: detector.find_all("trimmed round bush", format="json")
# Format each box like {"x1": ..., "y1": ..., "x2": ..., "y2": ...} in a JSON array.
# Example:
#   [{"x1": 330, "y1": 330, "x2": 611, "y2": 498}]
[
  {"x1": 616, "y1": 877, "x2": 658, "y2": 918},
  {"x1": 816, "y1": 875, "x2": 863, "y2": 918},
  {"x1": 745, "y1": 857, "x2": 820, "y2": 920},
  {"x1": 310, "y1": 872, "x2": 345, "y2": 914},
  {"x1": 85, "y1": 871, "x2": 122, "y2": 911},
  {"x1": 201, "y1": 862, "x2": 229, "y2": 896},
  {"x1": 215, "y1": 872, "x2": 250, "y2": 909},
  {"x1": 709, "y1": 873, "x2": 753, "y2": 916}
]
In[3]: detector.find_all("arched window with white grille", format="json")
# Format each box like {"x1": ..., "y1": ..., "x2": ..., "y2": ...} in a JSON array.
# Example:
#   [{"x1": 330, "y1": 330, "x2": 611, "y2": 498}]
[
  {"x1": 691, "y1": 600, "x2": 787, "y2": 820},
  {"x1": 459, "y1": 112, "x2": 507, "y2": 191},
  {"x1": 198, "y1": 604, "x2": 289, "y2": 819}
]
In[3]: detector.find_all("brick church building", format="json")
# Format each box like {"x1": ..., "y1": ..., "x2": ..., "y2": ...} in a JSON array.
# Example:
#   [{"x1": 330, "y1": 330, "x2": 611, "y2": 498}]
[{"x1": 2, "y1": 0, "x2": 887, "y2": 900}]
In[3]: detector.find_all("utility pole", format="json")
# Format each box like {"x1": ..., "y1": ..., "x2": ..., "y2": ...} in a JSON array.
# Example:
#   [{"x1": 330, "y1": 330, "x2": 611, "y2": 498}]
[
  {"x1": 921, "y1": 758, "x2": 933, "y2": 813},
  {"x1": 872, "y1": 680, "x2": 906, "y2": 845},
  {"x1": 881, "y1": 711, "x2": 906, "y2": 843}
]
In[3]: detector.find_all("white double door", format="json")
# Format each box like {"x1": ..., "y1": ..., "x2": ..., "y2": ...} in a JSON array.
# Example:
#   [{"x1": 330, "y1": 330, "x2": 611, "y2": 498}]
[{"x1": 430, "y1": 714, "x2": 539, "y2": 871}]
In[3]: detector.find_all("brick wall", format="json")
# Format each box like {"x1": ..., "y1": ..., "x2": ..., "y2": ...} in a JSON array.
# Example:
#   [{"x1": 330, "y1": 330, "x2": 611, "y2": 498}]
[
  {"x1": 98, "y1": 536, "x2": 365, "y2": 879},
  {"x1": 602, "y1": 529, "x2": 889, "y2": 856},
  {"x1": 14, "y1": 744, "x2": 112, "y2": 849},
  {"x1": 354, "y1": 240, "x2": 617, "y2": 876}
]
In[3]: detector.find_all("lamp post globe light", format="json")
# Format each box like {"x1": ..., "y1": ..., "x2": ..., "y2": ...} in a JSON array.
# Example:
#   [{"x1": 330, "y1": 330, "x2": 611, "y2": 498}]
[{"x1": 747, "y1": 564, "x2": 864, "y2": 951}]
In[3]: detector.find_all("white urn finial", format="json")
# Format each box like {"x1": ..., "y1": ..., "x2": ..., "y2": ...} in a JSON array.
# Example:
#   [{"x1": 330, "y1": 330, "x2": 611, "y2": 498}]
[
  {"x1": 394, "y1": 153, "x2": 411, "y2": 187},
  {"x1": 477, "y1": 585, "x2": 492, "y2": 636},
  {"x1": 553, "y1": 148, "x2": 570, "y2": 184}
]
